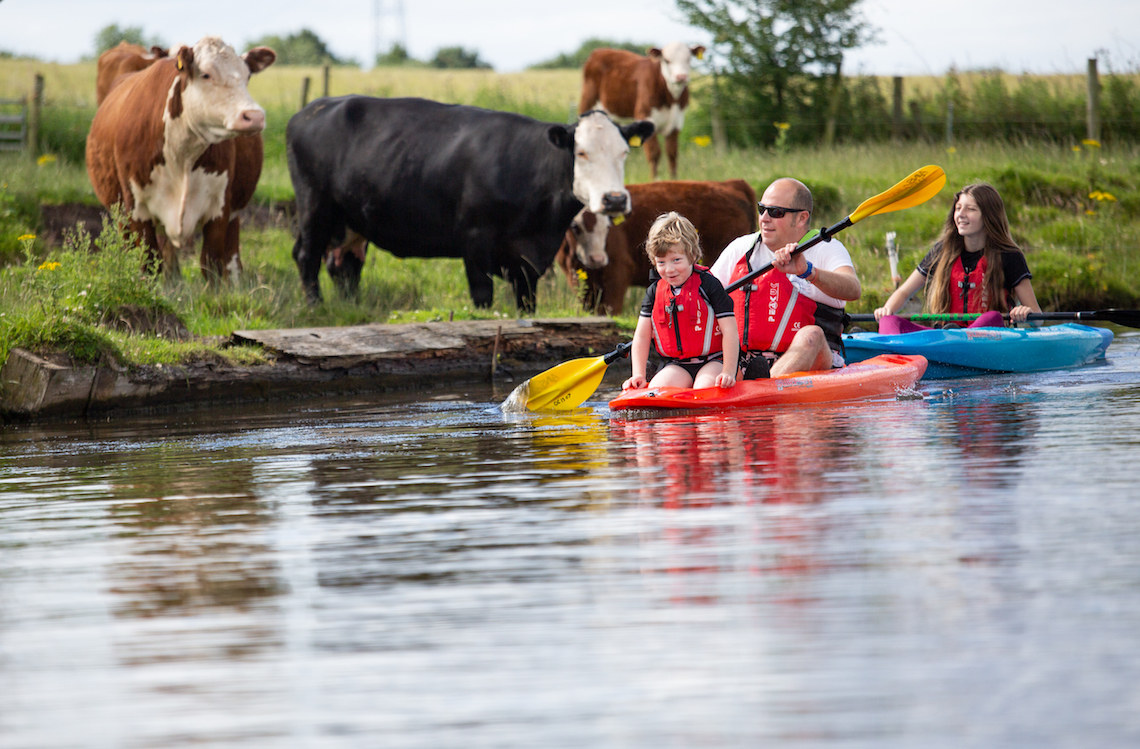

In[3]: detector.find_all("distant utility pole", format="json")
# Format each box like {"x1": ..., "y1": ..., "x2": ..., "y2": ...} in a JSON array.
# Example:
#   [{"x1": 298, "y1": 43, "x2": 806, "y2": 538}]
[{"x1": 373, "y1": 0, "x2": 407, "y2": 66}]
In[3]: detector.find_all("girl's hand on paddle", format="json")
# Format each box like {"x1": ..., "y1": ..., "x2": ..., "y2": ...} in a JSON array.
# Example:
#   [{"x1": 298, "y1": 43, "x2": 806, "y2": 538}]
[
  {"x1": 714, "y1": 371, "x2": 736, "y2": 389},
  {"x1": 772, "y1": 243, "x2": 807, "y2": 276},
  {"x1": 623, "y1": 374, "x2": 647, "y2": 390},
  {"x1": 1009, "y1": 305, "x2": 1033, "y2": 322},
  {"x1": 874, "y1": 306, "x2": 892, "y2": 321}
]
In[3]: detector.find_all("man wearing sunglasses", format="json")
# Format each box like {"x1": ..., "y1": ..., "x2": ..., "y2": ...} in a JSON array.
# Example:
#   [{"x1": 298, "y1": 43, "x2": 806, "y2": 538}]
[{"x1": 710, "y1": 178, "x2": 861, "y2": 379}]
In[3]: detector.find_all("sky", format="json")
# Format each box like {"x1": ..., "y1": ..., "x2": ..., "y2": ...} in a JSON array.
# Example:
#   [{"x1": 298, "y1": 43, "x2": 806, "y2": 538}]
[{"x1": 0, "y1": 0, "x2": 1138, "y2": 76}]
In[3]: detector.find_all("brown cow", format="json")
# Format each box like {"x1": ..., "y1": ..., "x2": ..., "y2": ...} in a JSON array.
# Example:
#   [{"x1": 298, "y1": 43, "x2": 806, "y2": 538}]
[
  {"x1": 86, "y1": 37, "x2": 275, "y2": 280},
  {"x1": 579, "y1": 42, "x2": 705, "y2": 180},
  {"x1": 556, "y1": 179, "x2": 757, "y2": 315},
  {"x1": 96, "y1": 41, "x2": 261, "y2": 273},
  {"x1": 97, "y1": 42, "x2": 267, "y2": 275},
  {"x1": 95, "y1": 42, "x2": 169, "y2": 105}
]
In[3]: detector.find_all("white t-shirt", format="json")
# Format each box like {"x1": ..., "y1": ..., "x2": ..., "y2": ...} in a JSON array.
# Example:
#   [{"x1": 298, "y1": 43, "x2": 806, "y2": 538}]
[{"x1": 709, "y1": 231, "x2": 856, "y2": 309}]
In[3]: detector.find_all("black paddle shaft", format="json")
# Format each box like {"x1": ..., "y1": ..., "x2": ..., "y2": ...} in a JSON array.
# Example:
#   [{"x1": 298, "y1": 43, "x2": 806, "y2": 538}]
[
  {"x1": 723, "y1": 217, "x2": 853, "y2": 294},
  {"x1": 603, "y1": 341, "x2": 634, "y2": 364}
]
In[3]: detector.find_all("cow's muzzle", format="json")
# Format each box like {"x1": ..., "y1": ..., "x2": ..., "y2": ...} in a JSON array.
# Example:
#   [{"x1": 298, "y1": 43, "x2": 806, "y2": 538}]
[
  {"x1": 601, "y1": 192, "x2": 629, "y2": 215},
  {"x1": 578, "y1": 250, "x2": 609, "y2": 270},
  {"x1": 233, "y1": 109, "x2": 266, "y2": 133}
]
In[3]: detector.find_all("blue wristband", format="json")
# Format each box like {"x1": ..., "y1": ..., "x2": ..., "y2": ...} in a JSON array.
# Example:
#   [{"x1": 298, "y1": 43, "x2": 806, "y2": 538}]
[{"x1": 797, "y1": 260, "x2": 814, "y2": 280}]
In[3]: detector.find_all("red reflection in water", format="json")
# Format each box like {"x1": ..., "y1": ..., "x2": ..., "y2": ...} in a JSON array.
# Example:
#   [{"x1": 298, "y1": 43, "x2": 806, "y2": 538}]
[{"x1": 610, "y1": 409, "x2": 861, "y2": 606}]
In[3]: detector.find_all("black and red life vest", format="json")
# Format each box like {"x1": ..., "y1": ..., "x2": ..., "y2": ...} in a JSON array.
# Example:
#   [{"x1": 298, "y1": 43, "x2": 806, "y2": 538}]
[
  {"x1": 949, "y1": 254, "x2": 990, "y2": 313},
  {"x1": 650, "y1": 267, "x2": 724, "y2": 360},
  {"x1": 728, "y1": 249, "x2": 845, "y2": 354}
]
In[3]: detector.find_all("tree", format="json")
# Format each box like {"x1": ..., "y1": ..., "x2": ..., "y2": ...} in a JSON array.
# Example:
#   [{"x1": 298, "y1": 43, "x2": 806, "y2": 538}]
[
  {"x1": 94, "y1": 24, "x2": 164, "y2": 56},
  {"x1": 529, "y1": 38, "x2": 655, "y2": 70},
  {"x1": 246, "y1": 29, "x2": 348, "y2": 66},
  {"x1": 430, "y1": 46, "x2": 492, "y2": 70},
  {"x1": 375, "y1": 43, "x2": 422, "y2": 67},
  {"x1": 675, "y1": 0, "x2": 877, "y2": 146}
]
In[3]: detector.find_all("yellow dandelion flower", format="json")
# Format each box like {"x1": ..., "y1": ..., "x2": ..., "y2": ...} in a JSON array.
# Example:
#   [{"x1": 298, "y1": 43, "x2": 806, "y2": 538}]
[
  {"x1": 1072, "y1": 145, "x2": 1082, "y2": 152},
  {"x1": 1085, "y1": 209, "x2": 1097, "y2": 216},
  {"x1": 947, "y1": 146, "x2": 957, "y2": 154},
  {"x1": 18, "y1": 233, "x2": 36, "y2": 242},
  {"x1": 691, "y1": 135, "x2": 712, "y2": 148},
  {"x1": 1089, "y1": 190, "x2": 1116, "y2": 202},
  {"x1": 774, "y1": 122, "x2": 790, "y2": 131},
  {"x1": 36, "y1": 261, "x2": 61, "y2": 272},
  {"x1": 1081, "y1": 139, "x2": 1101, "y2": 148},
  {"x1": 575, "y1": 268, "x2": 588, "y2": 282},
  {"x1": 36, "y1": 154, "x2": 57, "y2": 166}
]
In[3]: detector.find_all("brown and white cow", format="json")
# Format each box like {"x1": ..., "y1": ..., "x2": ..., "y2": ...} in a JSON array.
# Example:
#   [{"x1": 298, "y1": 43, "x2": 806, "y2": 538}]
[
  {"x1": 556, "y1": 179, "x2": 757, "y2": 315},
  {"x1": 578, "y1": 42, "x2": 705, "y2": 180},
  {"x1": 86, "y1": 37, "x2": 275, "y2": 280}
]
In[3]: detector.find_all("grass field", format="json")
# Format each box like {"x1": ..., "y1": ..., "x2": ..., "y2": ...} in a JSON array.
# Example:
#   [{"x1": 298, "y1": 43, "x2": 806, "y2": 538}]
[{"x1": 2, "y1": 60, "x2": 1139, "y2": 367}]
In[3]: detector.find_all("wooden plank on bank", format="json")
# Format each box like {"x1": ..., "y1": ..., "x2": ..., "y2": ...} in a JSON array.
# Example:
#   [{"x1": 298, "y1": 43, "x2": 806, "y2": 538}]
[{"x1": 232, "y1": 318, "x2": 621, "y2": 368}]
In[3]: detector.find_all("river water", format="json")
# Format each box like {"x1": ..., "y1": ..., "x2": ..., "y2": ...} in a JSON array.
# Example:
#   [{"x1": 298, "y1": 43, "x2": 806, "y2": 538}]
[{"x1": 3, "y1": 331, "x2": 1140, "y2": 748}]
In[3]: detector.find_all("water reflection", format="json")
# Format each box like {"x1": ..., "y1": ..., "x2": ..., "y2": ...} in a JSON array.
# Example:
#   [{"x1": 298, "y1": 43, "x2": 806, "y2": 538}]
[
  {"x1": 928, "y1": 392, "x2": 1039, "y2": 491},
  {"x1": 609, "y1": 408, "x2": 863, "y2": 505},
  {"x1": 605, "y1": 409, "x2": 868, "y2": 611}
]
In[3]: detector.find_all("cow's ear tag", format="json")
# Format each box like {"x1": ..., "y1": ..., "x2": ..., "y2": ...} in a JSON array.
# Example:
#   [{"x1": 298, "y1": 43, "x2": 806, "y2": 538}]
[
  {"x1": 612, "y1": 214, "x2": 625, "y2": 226},
  {"x1": 629, "y1": 135, "x2": 642, "y2": 148},
  {"x1": 696, "y1": 50, "x2": 704, "y2": 60},
  {"x1": 177, "y1": 58, "x2": 183, "y2": 70}
]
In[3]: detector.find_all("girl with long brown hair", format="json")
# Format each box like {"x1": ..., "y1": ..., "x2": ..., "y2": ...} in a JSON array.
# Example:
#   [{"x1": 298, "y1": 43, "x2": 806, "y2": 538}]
[{"x1": 875, "y1": 183, "x2": 1040, "y2": 334}]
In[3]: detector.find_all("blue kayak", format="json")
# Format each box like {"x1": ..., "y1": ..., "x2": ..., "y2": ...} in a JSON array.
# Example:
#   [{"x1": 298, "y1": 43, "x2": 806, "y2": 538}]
[{"x1": 843, "y1": 323, "x2": 1114, "y2": 379}]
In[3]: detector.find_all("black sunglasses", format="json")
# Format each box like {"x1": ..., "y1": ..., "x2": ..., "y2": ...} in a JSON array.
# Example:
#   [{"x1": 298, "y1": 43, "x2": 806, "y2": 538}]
[{"x1": 757, "y1": 203, "x2": 805, "y2": 219}]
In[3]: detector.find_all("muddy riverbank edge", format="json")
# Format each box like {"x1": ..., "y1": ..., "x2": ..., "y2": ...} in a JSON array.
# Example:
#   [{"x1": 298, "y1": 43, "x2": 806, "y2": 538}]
[{"x1": 0, "y1": 317, "x2": 628, "y2": 421}]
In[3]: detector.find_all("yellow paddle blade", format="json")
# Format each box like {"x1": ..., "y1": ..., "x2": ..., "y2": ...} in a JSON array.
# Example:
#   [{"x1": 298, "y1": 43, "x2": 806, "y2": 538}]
[
  {"x1": 850, "y1": 165, "x2": 947, "y2": 222},
  {"x1": 524, "y1": 356, "x2": 610, "y2": 411}
]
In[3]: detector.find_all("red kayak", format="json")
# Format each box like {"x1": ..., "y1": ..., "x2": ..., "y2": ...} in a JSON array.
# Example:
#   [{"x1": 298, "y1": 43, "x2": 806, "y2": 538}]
[{"x1": 609, "y1": 354, "x2": 928, "y2": 412}]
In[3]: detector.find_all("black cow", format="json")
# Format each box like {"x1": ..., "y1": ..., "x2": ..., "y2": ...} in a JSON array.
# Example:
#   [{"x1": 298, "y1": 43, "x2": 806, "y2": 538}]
[{"x1": 285, "y1": 97, "x2": 654, "y2": 311}]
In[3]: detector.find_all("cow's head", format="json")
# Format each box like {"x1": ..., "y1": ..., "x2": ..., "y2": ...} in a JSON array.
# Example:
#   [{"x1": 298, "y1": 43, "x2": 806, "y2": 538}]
[
  {"x1": 648, "y1": 42, "x2": 706, "y2": 101},
  {"x1": 169, "y1": 37, "x2": 276, "y2": 143},
  {"x1": 548, "y1": 111, "x2": 654, "y2": 216},
  {"x1": 566, "y1": 208, "x2": 611, "y2": 269}
]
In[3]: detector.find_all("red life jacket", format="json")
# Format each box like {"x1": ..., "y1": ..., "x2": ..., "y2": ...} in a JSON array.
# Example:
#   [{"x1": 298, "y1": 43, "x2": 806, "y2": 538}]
[
  {"x1": 949, "y1": 254, "x2": 989, "y2": 313},
  {"x1": 651, "y1": 267, "x2": 724, "y2": 359},
  {"x1": 728, "y1": 250, "x2": 818, "y2": 353}
]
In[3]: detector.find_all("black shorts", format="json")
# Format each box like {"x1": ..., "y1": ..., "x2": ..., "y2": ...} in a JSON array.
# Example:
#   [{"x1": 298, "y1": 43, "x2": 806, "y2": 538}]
[{"x1": 663, "y1": 353, "x2": 723, "y2": 378}]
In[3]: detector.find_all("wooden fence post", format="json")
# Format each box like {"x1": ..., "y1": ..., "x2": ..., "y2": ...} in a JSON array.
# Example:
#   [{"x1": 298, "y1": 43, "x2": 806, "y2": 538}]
[
  {"x1": 322, "y1": 64, "x2": 330, "y2": 98},
  {"x1": 28, "y1": 73, "x2": 43, "y2": 159},
  {"x1": 891, "y1": 76, "x2": 904, "y2": 142},
  {"x1": 946, "y1": 99, "x2": 954, "y2": 147},
  {"x1": 300, "y1": 76, "x2": 311, "y2": 109},
  {"x1": 1087, "y1": 57, "x2": 1101, "y2": 143}
]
